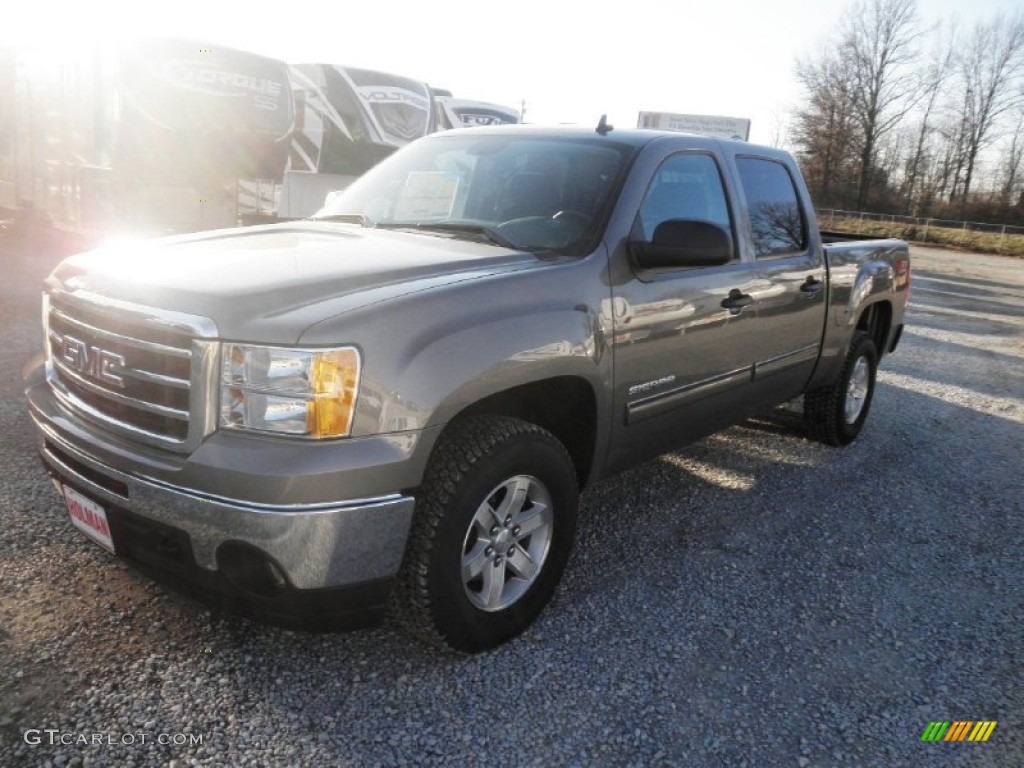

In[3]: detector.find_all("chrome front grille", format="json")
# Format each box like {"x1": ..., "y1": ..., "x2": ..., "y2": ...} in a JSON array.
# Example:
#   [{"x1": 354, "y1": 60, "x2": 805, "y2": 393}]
[{"x1": 46, "y1": 289, "x2": 218, "y2": 452}]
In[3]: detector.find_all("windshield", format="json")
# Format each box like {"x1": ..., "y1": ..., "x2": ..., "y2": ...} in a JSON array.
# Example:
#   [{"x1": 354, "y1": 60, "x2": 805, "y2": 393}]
[{"x1": 313, "y1": 133, "x2": 635, "y2": 254}]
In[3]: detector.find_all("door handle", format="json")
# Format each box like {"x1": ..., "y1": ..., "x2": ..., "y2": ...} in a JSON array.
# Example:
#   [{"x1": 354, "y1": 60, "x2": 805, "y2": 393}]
[
  {"x1": 721, "y1": 288, "x2": 754, "y2": 313},
  {"x1": 800, "y1": 276, "x2": 824, "y2": 296}
]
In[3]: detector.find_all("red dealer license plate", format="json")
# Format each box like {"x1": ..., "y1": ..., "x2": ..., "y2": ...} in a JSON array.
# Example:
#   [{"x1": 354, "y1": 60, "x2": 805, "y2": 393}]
[{"x1": 64, "y1": 485, "x2": 115, "y2": 554}]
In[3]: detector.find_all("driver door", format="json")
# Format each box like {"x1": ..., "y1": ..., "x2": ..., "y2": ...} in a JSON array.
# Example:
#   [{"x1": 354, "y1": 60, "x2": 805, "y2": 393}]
[{"x1": 606, "y1": 151, "x2": 766, "y2": 471}]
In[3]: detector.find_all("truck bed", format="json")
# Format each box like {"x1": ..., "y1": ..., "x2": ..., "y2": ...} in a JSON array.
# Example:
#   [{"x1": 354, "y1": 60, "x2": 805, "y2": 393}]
[{"x1": 820, "y1": 229, "x2": 897, "y2": 244}]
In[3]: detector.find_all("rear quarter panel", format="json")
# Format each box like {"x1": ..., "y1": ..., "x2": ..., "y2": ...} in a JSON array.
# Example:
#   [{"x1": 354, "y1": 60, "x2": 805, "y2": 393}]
[{"x1": 808, "y1": 238, "x2": 910, "y2": 390}]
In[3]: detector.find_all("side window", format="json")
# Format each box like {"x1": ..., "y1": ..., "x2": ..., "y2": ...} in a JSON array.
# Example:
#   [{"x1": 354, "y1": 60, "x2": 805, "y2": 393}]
[
  {"x1": 736, "y1": 157, "x2": 807, "y2": 257},
  {"x1": 637, "y1": 153, "x2": 732, "y2": 243}
]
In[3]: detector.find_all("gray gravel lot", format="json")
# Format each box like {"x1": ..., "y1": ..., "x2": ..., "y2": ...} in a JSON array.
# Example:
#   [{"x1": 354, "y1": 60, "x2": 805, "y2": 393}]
[{"x1": 1, "y1": 228, "x2": 1021, "y2": 767}]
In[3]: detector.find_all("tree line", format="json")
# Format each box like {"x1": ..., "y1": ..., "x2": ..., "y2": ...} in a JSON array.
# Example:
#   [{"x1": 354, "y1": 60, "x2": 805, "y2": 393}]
[{"x1": 791, "y1": 0, "x2": 1024, "y2": 224}]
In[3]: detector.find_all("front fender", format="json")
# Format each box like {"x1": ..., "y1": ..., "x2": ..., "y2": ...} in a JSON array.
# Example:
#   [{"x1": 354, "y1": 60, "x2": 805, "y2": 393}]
[
  {"x1": 404, "y1": 305, "x2": 605, "y2": 429},
  {"x1": 298, "y1": 251, "x2": 613, "y2": 438}
]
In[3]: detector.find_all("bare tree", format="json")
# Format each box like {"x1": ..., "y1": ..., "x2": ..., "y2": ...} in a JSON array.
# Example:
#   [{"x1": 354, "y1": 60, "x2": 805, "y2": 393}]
[
  {"x1": 792, "y1": 0, "x2": 922, "y2": 210},
  {"x1": 793, "y1": 48, "x2": 859, "y2": 205},
  {"x1": 929, "y1": 113, "x2": 969, "y2": 206},
  {"x1": 767, "y1": 105, "x2": 791, "y2": 149},
  {"x1": 948, "y1": 12, "x2": 1024, "y2": 208},
  {"x1": 998, "y1": 110, "x2": 1024, "y2": 211},
  {"x1": 901, "y1": 25, "x2": 954, "y2": 213},
  {"x1": 791, "y1": 3, "x2": 1024, "y2": 220},
  {"x1": 842, "y1": 0, "x2": 923, "y2": 209}
]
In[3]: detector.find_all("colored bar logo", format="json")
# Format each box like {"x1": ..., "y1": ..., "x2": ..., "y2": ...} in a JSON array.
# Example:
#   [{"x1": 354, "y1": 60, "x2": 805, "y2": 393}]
[{"x1": 921, "y1": 721, "x2": 997, "y2": 742}]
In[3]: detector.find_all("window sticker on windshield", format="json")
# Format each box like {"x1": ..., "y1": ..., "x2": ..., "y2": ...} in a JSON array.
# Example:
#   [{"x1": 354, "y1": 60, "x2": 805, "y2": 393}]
[{"x1": 393, "y1": 172, "x2": 461, "y2": 220}]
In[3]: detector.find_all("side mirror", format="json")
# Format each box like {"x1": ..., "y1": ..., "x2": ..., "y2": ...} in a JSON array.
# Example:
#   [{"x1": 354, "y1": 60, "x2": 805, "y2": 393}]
[{"x1": 629, "y1": 219, "x2": 733, "y2": 269}]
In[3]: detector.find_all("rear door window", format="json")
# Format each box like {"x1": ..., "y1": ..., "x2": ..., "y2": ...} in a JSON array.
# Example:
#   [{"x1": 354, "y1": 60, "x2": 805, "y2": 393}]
[{"x1": 736, "y1": 158, "x2": 807, "y2": 258}]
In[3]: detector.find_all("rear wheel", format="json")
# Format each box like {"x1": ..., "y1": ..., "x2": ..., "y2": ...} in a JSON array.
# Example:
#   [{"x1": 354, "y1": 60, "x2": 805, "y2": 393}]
[
  {"x1": 391, "y1": 415, "x2": 578, "y2": 652},
  {"x1": 804, "y1": 331, "x2": 878, "y2": 446}
]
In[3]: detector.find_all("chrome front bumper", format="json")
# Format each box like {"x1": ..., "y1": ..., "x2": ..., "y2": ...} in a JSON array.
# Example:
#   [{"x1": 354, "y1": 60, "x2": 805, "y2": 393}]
[
  {"x1": 34, "y1": 422, "x2": 415, "y2": 591},
  {"x1": 23, "y1": 349, "x2": 423, "y2": 600}
]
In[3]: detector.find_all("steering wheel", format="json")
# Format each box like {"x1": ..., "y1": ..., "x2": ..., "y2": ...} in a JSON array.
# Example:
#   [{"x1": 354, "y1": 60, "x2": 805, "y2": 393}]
[
  {"x1": 551, "y1": 210, "x2": 590, "y2": 230},
  {"x1": 495, "y1": 210, "x2": 591, "y2": 249}
]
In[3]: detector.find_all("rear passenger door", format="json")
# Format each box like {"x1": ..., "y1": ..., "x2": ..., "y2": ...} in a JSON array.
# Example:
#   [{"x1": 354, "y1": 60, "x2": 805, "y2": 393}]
[{"x1": 734, "y1": 156, "x2": 827, "y2": 402}]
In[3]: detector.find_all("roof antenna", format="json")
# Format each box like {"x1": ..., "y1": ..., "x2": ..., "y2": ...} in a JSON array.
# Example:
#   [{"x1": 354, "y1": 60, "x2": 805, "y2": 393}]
[{"x1": 596, "y1": 114, "x2": 613, "y2": 135}]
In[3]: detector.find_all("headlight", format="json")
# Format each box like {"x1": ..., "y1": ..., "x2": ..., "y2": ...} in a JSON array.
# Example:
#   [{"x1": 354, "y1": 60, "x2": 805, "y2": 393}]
[{"x1": 220, "y1": 344, "x2": 361, "y2": 438}]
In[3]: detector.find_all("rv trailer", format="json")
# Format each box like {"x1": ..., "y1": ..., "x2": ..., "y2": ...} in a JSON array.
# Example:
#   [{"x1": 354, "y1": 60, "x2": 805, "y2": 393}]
[
  {"x1": 274, "y1": 64, "x2": 439, "y2": 219},
  {"x1": 434, "y1": 95, "x2": 520, "y2": 129},
  {"x1": 0, "y1": 39, "x2": 293, "y2": 236}
]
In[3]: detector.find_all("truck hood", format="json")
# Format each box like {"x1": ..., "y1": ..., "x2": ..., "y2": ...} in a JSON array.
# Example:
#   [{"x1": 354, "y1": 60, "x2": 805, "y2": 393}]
[{"x1": 49, "y1": 222, "x2": 545, "y2": 342}]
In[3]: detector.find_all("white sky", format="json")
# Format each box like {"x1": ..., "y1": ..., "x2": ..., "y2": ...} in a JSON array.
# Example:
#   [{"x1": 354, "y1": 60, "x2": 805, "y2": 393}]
[{"x1": 3, "y1": 0, "x2": 1021, "y2": 145}]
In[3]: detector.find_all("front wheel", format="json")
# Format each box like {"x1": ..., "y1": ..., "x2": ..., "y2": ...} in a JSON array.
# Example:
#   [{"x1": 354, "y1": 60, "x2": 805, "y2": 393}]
[
  {"x1": 804, "y1": 331, "x2": 878, "y2": 446},
  {"x1": 391, "y1": 416, "x2": 578, "y2": 652}
]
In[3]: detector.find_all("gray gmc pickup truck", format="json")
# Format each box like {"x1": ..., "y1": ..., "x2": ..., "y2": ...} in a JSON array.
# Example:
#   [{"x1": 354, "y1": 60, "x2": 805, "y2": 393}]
[{"x1": 24, "y1": 125, "x2": 910, "y2": 652}]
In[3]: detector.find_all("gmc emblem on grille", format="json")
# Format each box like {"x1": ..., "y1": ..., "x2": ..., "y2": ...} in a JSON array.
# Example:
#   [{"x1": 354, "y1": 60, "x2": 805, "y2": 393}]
[{"x1": 60, "y1": 335, "x2": 126, "y2": 388}]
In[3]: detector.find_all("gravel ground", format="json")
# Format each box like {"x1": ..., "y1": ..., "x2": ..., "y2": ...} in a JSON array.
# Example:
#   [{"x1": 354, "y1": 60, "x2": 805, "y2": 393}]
[{"x1": 0, "y1": 230, "x2": 1021, "y2": 767}]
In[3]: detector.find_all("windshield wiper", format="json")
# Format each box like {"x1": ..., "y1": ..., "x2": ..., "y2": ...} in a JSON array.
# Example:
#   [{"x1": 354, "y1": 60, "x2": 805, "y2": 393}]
[
  {"x1": 312, "y1": 213, "x2": 375, "y2": 227},
  {"x1": 380, "y1": 222, "x2": 521, "y2": 249}
]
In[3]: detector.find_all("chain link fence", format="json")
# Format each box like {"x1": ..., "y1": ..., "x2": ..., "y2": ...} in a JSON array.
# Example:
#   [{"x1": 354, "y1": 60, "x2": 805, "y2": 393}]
[
  {"x1": 817, "y1": 209, "x2": 1024, "y2": 255},
  {"x1": 818, "y1": 209, "x2": 1024, "y2": 237}
]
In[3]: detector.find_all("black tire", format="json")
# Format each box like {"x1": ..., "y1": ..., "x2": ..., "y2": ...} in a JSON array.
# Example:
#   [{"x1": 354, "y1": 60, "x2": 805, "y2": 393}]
[
  {"x1": 804, "y1": 331, "x2": 879, "y2": 446},
  {"x1": 391, "y1": 415, "x2": 578, "y2": 653}
]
